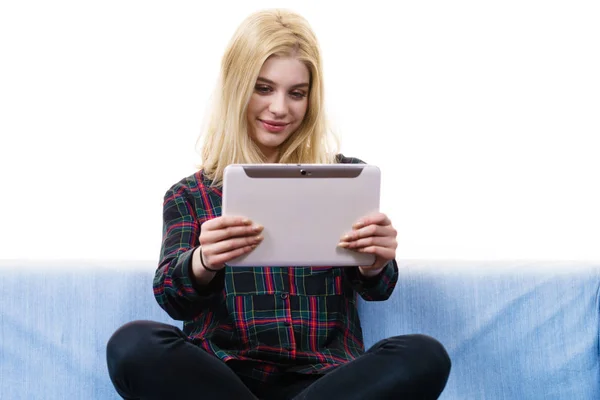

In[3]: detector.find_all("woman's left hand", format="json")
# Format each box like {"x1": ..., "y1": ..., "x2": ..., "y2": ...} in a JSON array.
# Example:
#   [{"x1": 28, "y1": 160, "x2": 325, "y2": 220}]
[{"x1": 338, "y1": 212, "x2": 398, "y2": 277}]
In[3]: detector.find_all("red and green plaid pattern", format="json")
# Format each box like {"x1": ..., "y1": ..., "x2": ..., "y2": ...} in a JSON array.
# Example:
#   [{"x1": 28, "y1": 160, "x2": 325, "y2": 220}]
[{"x1": 153, "y1": 155, "x2": 398, "y2": 383}]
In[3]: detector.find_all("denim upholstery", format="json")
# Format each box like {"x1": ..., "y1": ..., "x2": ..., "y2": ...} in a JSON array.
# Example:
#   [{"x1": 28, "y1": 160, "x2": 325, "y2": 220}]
[{"x1": 1, "y1": 260, "x2": 598, "y2": 399}]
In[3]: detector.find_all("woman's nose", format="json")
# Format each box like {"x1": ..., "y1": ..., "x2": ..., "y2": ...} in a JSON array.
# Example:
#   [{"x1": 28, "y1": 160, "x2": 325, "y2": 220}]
[{"x1": 268, "y1": 93, "x2": 287, "y2": 116}]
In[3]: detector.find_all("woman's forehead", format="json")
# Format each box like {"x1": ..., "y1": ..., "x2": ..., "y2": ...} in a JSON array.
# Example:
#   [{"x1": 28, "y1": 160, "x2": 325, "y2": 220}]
[{"x1": 257, "y1": 56, "x2": 310, "y2": 86}]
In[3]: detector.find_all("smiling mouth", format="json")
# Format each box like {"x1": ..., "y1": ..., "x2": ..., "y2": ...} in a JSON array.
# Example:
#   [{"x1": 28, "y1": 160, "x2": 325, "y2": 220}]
[
  {"x1": 259, "y1": 119, "x2": 290, "y2": 133},
  {"x1": 259, "y1": 119, "x2": 289, "y2": 126}
]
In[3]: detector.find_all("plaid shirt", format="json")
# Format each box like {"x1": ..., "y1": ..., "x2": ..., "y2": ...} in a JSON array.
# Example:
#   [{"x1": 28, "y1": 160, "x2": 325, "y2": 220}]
[{"x1": 153, "y1": 155, "x2": 399, "y2": 383}]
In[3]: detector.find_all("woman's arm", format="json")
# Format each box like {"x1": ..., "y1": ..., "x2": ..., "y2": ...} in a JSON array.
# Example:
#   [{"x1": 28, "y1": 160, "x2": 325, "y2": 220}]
[
  {"x1": 345, "y1": 260, "x2": 399, "y2": 301},
  {"x1": 153, "y1": 184, "x2": 224, "y2": 321}
]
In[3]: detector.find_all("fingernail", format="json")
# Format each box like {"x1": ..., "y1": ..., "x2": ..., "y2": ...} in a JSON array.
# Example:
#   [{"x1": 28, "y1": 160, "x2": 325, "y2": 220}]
[
  {"x1": 243, "y1": 219, "x2": 252, "y2": 225},
  {"x1": 338, "y1": 242, "x2": 349, "y2": 248},
  {"x1": 354, "y1": 221, "x2": 364, "y2": 228},
  {"x1": 255, "y1": 235, "x2": 263, "y2": 241},
  {"x1": 253, "y1": 225, "x2": 263, "y2": 232}
]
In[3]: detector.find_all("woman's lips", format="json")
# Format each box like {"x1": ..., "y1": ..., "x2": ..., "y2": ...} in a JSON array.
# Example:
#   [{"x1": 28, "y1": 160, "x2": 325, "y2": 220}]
[{"x1": 260, "y1": 120, "x2": 289, "y2": 133}]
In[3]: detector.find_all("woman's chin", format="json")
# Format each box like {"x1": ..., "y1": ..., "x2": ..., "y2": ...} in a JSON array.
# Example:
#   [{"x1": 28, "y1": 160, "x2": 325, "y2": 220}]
[{"x1": 255, "y1": 132, "x2": 290, "y2": 148}]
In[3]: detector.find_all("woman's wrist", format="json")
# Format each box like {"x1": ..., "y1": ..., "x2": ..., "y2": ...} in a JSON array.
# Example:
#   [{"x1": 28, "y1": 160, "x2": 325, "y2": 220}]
[
  {"x1": 191, "y1": 247, "x2": 218, "y2": 285},
  {"x1": 199, "y1": 248, "x2": 220, "y2": 272},
  {"x1": 358, "y1": 265, "x2": 386, "y2": 278}
]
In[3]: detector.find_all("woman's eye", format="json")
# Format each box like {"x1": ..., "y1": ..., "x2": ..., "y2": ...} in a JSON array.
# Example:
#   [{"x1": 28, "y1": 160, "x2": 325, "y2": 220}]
[
  {"x1": 291, "y1": 91, "x2": 307, "y2": 99},
  {"x1": 255, "y1": 85, "x2": 272, "y2": 94}
]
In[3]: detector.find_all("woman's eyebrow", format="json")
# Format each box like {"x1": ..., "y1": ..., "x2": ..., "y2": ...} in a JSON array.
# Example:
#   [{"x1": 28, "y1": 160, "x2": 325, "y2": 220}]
[{"x1": 256, "y1": 77, "x2": 309, "y2": 89}]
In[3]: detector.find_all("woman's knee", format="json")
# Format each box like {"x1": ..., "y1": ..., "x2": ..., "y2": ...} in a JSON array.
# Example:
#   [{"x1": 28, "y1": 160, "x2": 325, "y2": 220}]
[
  {"x1": 376, "y1": 334, "x2": 451, "y2": 398},
  {"x1": 106, "y1": 320, "x2": 181, "y2": 377},
  {"x1": 407, "y1": 334, "x2": 450, "y2": 369},
  {"x1": 373, "y1": 334, "x2": 451, "y2": 378}
]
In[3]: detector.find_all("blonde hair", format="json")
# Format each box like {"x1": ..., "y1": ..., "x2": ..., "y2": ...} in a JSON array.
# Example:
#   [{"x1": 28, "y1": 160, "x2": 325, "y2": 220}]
[{"x1": 197, "y1": 9, "x2": 340, "y2": 186}]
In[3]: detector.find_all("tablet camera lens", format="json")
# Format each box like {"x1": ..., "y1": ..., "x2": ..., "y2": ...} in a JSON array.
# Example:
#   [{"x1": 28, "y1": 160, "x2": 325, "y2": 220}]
[{"x1": 300, "y1": 169, "x2": 307, "y2": 175}]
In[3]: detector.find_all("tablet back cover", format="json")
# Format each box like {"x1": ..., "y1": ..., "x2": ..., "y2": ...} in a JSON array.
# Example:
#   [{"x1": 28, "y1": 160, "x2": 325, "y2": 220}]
[{"x1": 222, "y1": 164, "x2": 380, "y2": 267}]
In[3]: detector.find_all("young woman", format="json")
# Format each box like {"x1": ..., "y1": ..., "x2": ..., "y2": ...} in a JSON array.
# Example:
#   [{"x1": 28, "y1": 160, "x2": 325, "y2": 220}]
[{"x1": 106, "y1": 9, "x2": 450, "y2": 400}]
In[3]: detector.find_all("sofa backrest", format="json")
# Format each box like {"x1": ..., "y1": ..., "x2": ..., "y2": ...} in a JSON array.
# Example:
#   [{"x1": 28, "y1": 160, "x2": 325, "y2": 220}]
[
  {"x1": 358, "y1": 260, "x2": 600, "y2": 399},
  {"x1": 1, "y1": 260, "x2": 598, "y2": 400},
  {"x1": 0, "y1": 261, "x2": 173, "y2": 400}
]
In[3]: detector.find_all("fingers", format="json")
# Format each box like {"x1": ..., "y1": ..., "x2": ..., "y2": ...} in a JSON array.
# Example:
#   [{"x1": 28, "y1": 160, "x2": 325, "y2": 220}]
[
  {"x1": 354, "y1": 245, "x2": 395, "y2": 260},
  {"x1": 338, "y1": 235, "x2": 397, "y2": 250},
  {"x1": 340, "y1": 223, "x2": 397, "y2": 242},
  {"x1": 200, "y1": 215, "x2": 263, "y2": 246},
  {"x1": 340, "y1": 212, "x2": 398, "y2": 262},
  {"x1": 352, "y1": 212, "x2": 392, "y2": 229},
  {"x1": 206, "y1": 235, "x2": 263, "y2": 255},
  {"x1": 199, "y1": 216, "x2": 263, "y2": 268},
  {"x1": 202, "y1": 216, "x2": 252, "y2": 231},
  {"x1": 201, "y1": 223, "x2": 263, "y2": 245},
  {"x1": 202, "y1": 240, "x2": 261, "y2": 267}
]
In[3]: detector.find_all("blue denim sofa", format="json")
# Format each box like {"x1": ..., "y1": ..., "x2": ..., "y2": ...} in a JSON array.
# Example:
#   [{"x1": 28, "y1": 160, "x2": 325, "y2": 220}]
[{"x1": 1, "y1": 259, "x2": 599, "y2": 399}]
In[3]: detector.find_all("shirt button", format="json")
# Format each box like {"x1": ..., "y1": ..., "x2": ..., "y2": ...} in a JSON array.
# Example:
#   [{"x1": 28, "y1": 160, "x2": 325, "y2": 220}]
[{"x1": 281, "y1": 293, "x2": 289, "y2": 299}]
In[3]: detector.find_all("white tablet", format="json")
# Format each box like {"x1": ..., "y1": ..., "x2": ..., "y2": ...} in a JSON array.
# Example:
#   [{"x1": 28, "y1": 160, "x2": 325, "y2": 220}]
[{"x1": 221, "y1": 164, "x2": 380, "y2": 267}]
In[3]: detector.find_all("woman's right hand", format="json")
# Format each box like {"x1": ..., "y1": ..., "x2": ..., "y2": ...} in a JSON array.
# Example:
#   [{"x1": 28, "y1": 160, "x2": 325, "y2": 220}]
[{"x1": 196, "y1": 216, "x2": 264, "y2": 272}]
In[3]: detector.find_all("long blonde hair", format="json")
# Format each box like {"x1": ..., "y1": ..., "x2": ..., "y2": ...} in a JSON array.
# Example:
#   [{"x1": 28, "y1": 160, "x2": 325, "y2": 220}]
[{"x1": 197, "y1": 9, "x2": 339, "y2": 186}]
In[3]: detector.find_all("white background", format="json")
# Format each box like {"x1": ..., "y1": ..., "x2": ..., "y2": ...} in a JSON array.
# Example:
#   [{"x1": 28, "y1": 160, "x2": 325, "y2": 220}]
[{"x1": 1, "y1": 1, "x2": 599, "y2": 262}]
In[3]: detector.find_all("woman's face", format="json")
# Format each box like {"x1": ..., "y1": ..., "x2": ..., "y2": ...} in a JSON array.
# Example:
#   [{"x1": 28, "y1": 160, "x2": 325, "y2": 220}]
[{"x1": 246, "y1": 56, "x2": 310, "y2": 162}]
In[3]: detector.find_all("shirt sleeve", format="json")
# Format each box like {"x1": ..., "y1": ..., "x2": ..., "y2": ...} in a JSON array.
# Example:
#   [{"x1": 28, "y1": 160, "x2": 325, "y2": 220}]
[
  {"x1": 345, "y1": 260, "x2": 399, "y2": 301},
  {"x1": 335, "y1": 154, "x2": 399, "y2": 300},
  {"x1": 152, "y1": 183, "x2": 224, "y2": 321}
]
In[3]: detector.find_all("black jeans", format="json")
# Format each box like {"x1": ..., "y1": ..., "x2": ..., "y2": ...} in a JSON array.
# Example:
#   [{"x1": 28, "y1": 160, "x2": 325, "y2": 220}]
[{"x1": 106, "y1": 320, "x2": 451, "y2": 400}]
